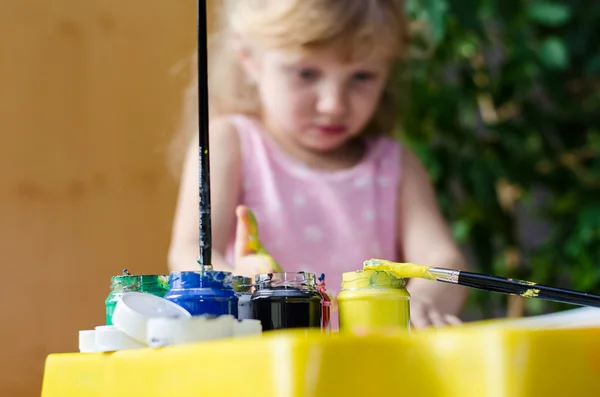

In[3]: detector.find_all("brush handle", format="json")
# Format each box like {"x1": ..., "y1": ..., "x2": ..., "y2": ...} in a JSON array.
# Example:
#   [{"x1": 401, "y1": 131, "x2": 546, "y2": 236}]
[
  {"x1": 197, "y1": 0, "x2": 212, "y2": 269},
  {"x1": 456, "y1": 271, "x2": 600, "y2": 308}
]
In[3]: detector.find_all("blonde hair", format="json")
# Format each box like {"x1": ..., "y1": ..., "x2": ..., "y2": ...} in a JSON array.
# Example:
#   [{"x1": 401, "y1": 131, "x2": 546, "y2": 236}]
[{"x1": 169, "y1": 0, "x2": 410, "y2": 175}]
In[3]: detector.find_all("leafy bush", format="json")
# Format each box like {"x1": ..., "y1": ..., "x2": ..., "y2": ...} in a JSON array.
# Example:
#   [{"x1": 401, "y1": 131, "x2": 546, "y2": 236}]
[{"x1": 401, "y1": 0, "x2": 600, "y2": 318}]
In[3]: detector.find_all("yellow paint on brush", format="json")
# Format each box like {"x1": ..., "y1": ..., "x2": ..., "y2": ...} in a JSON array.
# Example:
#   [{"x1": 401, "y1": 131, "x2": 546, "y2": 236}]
[
  {"x1": 244, "y1": 208, "x2": 284, "y2": 272},
  {"x1": 521, "y1": 288, "x2": 540, "y2": 298},
  {"x1": 363, "y1": 259, "x2": 437, "y2": 280},
  {"x1": 518, "y1": 280, "x2": 537, "y2": 286}
]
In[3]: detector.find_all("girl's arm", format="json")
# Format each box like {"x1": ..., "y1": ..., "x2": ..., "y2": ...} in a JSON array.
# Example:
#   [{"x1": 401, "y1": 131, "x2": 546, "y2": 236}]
[
  {"x1": 396, "y1": 148, "x2": 469, "y2": 326},
  {"x1": 168, "y1": 118, "x2": 241, "y2": 273}
]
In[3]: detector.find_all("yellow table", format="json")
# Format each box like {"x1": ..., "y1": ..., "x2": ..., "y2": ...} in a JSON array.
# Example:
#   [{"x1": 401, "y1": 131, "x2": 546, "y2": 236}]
[{"x1": 41, "y1": 322, "x2": 600, "y2": 397}]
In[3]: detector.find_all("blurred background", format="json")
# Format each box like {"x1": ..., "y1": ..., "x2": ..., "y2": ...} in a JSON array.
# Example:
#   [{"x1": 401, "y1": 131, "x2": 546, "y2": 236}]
[
  {"x1": 1, "y1": 1, "x2": 598, "y2": 396},
  {"x1": 1, "y1": 1, "x2": 196, "y2": 396},
  {"x1": 400, "y1": 0, "x2": 600, "y2": 320}
]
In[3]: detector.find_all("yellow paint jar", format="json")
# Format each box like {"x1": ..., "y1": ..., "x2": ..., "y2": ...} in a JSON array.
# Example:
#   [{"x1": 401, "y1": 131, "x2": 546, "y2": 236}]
[{"x1": 337, "y1": 270, "x2": 410, "y2": 333}]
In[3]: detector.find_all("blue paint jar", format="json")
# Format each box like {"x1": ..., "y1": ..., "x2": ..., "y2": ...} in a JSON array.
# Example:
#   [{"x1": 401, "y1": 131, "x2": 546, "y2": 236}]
[{"x1": 164, "y1": 271, "x2": 238, "y2": 317}]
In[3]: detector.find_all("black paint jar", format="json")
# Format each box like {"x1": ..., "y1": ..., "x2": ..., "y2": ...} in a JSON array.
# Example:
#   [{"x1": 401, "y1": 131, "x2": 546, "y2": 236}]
[{"x1": 251, "y1": 272, "x2": 322, "y2": 331}]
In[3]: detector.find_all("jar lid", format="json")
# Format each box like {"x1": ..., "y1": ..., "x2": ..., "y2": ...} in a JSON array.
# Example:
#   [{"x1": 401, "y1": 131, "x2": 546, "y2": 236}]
[
  {"x1": 233, "y1": 319, "x2": 262, "y2": 337},
  {"x1": 112, "y1": 292, "x2": 192, "y2": 343},
  {"x1": 232, "y1": 276, "x2": 252, "y2": 292},
  {"x1": 110, "y1": 274, "x2": 169, "y2": 290},
  {"x1": 169, "y1": 270, "x2": 234, "y2": 289},
  {"x1": 146, "y1": 315, "x2": 236, "y2": 348},
  {"x1": 78, "y1": 330, "x2": 97, "y2": 353},
  {"x1": 94, "y1": 325, "x2": 146, "y2": 352},
  {"x1": 255, "y1": 272, "x2": 316, "y2": 286},
  {"x1": 341, "y1": 269, "x2": 406, "y2": 290}
]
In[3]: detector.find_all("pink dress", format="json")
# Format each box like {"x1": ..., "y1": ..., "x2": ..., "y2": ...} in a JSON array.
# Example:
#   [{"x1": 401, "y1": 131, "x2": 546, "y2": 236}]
[{"x1": 224, "y1": 115, "x2": 402, "y2": 327}]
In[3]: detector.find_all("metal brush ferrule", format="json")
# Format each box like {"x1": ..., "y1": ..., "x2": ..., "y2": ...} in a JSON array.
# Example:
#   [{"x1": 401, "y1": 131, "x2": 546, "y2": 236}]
[{"x1": 429, "y1": 268, "x2": 460, "y2": 284}]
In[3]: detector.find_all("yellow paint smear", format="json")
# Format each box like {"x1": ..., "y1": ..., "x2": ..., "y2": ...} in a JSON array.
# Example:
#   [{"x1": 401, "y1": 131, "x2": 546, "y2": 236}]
[
  {"x1": 243, "y1": 207, "x2": 284, "y2": 272},
  {"x1": 518, "y1": 280, "x2": 537, "y2": 286},
  {"x1": 363, "y1": 259, "x2": 436, "y2": 280},
  {"x1": 521, "y1": 288, "x2": 540, "y2": 298}
]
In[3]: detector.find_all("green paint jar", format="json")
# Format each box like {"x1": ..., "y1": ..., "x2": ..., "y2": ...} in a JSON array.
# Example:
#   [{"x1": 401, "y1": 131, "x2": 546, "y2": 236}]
[{"x1": 105, "y1": 270, "x2": 169, "y2": 325}]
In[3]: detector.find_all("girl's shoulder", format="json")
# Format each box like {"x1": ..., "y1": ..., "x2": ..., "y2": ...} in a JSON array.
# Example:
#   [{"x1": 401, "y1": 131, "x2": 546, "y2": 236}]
[
  {"x1": 209, "y1": 113, "x2": 261, "y2": 134},
  {"x1": 210, "y1": 115, "x2": 240, "y2": 133},
  {"x1": 206, "y1": 115, "x2": 244, "y2": 165},
  {"x1": 217, "y1": 113, "x2": 261, "y2": 132},
  {"x1": 208, "y1": 113, "x2": 262, "y2": 150}
]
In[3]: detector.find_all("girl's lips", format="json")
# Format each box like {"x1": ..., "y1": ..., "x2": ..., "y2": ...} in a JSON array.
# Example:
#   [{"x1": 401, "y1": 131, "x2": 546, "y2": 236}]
[{"x1": 316, "y1": 124, "x2": 347, "y2": 135}]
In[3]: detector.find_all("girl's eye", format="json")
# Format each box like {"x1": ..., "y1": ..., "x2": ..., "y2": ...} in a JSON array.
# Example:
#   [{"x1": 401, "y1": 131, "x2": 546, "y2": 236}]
[
  {"x1": 352, "y1": 72, "x2": 377, "y2": 82},
  {"x1": 297, "y1": 68, "x2": 320, "y2": 81}
]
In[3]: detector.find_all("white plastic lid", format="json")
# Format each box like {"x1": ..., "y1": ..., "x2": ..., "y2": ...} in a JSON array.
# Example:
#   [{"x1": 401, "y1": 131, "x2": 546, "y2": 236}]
[
  {"x1": 112, "y1": 292, "x2": 191, "y2": 343},
  {"x1": 94, "y1": 325, "x2": 146, "y2": 352},
  {"x1": 78, "y1": 330, "x2": 97, "y2": 353},
  {"x1": 233, "y1": 319, "x2": 263, "y2": 337},
  {"x1": 146, "y1": 315, "x2": 235, "y2": 348}
]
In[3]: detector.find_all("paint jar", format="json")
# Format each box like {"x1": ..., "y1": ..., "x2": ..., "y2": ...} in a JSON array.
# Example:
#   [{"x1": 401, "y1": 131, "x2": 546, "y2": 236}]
[
  {"x1": 252, "y1": 272, "x2": 322, "y2": 331},
  {"x1": 232, "y1": 276, "x2": 253, "y2": 320},
  {"x1": 316, "y1": 273, "x2": 331, "y2": 333},
  {"x1": 320, "y1": 290, "x2": 331, "y2": 333},
  {"x1": 337, "y1": 270, "x2": 410, "y2": 333},
  {"x1": 105, "y1": 272, "x2": 169, "y2": 325},
  {"x1": 164, "y1": 271, "x2": 239, "y2": 317}
]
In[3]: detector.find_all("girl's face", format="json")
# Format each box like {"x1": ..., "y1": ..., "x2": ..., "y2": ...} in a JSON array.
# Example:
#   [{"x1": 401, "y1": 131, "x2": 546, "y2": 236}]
[{"x1": 242, "y1": 46, "x2": 392, "y2": 153}]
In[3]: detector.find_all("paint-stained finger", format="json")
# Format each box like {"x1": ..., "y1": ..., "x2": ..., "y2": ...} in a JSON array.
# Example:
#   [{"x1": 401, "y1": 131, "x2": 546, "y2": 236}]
[
  {"x1": 243, "y1": 254, "x2": 275, "y2": 283},
  {"x1": 258, "y1": 262, "x2": 275, "y2": 275},
  {"x1": 234, "y1": 205, "x2": 253, "y2": 262},
  {"x1": 265, "y1": 255, "x2": 284, "y2": 273}
]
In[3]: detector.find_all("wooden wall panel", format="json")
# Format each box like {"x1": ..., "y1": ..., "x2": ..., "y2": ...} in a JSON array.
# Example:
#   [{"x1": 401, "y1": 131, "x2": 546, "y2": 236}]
[{"x1": 0, "y1": 1, "x2": 217, "y2": 395}]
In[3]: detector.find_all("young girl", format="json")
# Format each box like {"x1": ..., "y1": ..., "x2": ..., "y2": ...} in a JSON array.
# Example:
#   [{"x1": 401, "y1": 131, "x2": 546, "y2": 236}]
[{"x1": 169, "y1": 0, "x2": 468, "y2": 328}]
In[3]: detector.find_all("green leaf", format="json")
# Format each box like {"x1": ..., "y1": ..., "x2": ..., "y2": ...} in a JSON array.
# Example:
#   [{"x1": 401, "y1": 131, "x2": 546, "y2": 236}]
[
  {"x1": 538, "y1": 37, "x2": 569, "y2": 69},
  {"x1": 405, "y1": 0, "x2": 449, "y2": 44},
  {"x1": 428, "y1": 0, "x2": 449, "y2": 44},
  {"x1": 526, "y1": 2, "x2": 572, "y2": 26},
  {"x1": 452, "y1": 219, "x2": 471, "y2": 243},
  {"x1": 585, "y1": 54, "x2": 600, "y2": 77},
  {"x1": 458, "y1": 38, "x2": 478, "y2": 58},
  {"x1": 588, "y1": 132, "x2": 600, "y2": 151}
]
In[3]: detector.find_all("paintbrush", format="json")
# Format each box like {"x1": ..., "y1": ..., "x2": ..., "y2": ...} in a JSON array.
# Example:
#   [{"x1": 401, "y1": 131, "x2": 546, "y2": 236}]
[
  {"x1": 242, "y1": 207, "x2": 284, "y2": 273},
  {"x1": 363, "y1": 259, "x2": 600, "y2": 308},
  {"x1": 197, "y1": 0, "x2": 212, "y2": 272}
]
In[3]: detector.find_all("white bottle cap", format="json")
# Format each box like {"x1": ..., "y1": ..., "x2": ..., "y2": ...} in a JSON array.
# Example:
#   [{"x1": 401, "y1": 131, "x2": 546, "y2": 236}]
[
  {"x1": 94, "y1": 325, "x2": 146, "y2": 352},
  {"x1": 78, "y1": 330, "x2": 97, "y2": 353},
  {"x1": 212, "y1": 315, "x2": 235, "y2": 338},
  {"x1": 146, "y1": 315, "x2": 235, "y2": 348},
  {"x1": 111, "y1": 292, "x2": 191, "y2": 343},
  {"x1": 233, "y1": 319, "x2": 263, "y2": 337}
]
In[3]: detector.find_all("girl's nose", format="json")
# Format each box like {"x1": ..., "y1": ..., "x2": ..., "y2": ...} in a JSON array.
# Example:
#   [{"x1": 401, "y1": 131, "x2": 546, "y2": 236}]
[{"x1": 316, "y1": 84, "x2": 347, "y2": 117}]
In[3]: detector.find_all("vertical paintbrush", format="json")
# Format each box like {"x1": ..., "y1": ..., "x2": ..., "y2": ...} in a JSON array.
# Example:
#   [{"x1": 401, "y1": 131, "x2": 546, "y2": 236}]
[{"x1": 197, "y1": 0, "x2": 211, "y2": 272}]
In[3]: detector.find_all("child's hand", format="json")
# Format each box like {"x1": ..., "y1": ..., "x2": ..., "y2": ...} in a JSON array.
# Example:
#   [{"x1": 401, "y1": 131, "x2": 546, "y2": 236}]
[
  {"x1": 234, "y1": 252, "x2": 277, "y2": 280},
  {"x1": 410, "y1": 295, "x2": 462, "y2": 329},
  {"x1": 233, "y1": 205, "x2": 278, "y2": 279}
]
